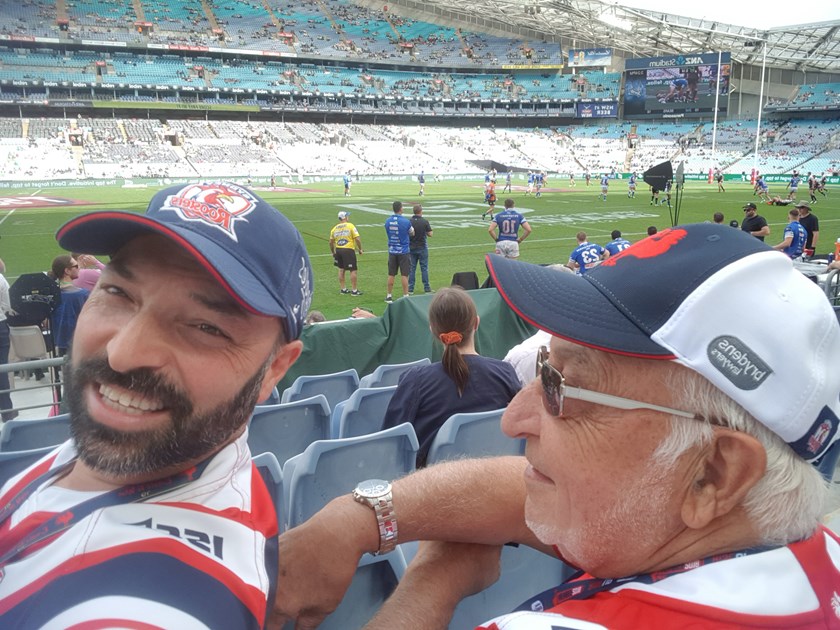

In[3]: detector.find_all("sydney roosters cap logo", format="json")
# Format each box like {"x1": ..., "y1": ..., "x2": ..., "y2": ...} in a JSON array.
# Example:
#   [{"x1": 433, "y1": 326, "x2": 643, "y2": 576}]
[
  {"x1": 601, "y1": 228, "x2": 688, "y2": 267},
  {"x1": 160, "y1": 183, "x2": 257, "y2": 241}
]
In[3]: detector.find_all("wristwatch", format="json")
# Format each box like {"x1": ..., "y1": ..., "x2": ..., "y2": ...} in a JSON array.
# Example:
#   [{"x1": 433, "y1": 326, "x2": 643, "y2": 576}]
[{"x1": 352, "y1": 479, "x2": 398, "y2": 555}]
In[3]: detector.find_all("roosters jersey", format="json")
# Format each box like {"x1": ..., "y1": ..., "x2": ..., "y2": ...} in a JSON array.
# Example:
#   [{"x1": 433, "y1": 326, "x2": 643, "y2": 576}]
[
  {"x1": 479, "y1": 527, "x2": 840, "y2": 630},
  {"x1": 0, "y1": 433, "x2": 278, "y2": 629}
]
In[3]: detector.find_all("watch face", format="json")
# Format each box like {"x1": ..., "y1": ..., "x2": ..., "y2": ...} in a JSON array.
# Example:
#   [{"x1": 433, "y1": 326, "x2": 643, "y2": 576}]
[{"x1": 356, "y1": 479, "x2": 390, "y2": 499}]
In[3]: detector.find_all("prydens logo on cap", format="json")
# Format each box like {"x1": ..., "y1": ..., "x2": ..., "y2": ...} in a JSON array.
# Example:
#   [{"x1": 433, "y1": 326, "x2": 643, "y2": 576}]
[
  {"x1": 707, "y1": 336, "x2": 772, "y2": 390},
  {"x1": 161, "y1": 182, "x2": 257, "y2": 241}
]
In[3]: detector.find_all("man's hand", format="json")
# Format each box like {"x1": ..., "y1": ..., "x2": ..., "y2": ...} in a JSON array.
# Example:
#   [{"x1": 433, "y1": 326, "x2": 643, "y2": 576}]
[
  {"x1": 270, "y1": 497, "x2": 379, "y2": 629},
  {"x1": 363, "y1": 541, "x2": 502, "y2": 630}
]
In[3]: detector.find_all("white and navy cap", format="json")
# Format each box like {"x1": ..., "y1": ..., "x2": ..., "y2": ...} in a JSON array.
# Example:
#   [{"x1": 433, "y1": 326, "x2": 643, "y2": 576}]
[
  {"x1": 338, "y1": 211, "x2": 350, "y2": 220},
  {"x1": 57, "y1": 181, "x2": 312, "y2": 341},
  {"x1": 486, "y1": 223, "x2": 840, "y2": 463}
]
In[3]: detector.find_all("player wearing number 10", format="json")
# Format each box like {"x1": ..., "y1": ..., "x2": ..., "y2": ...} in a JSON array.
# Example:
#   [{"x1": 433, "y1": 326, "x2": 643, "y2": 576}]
[
  {"x1": 489, "y1": 198, "x2": 531, "y2": 259},
  {"x1": 568, "y1": 231, "x2": 607, "y2": 274}
]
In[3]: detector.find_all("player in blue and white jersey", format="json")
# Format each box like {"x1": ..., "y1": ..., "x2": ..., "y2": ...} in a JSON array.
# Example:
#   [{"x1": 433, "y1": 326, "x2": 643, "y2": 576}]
[
  {"x1": 663, "y1": 179, "x2": 673, "y2": 208},
  {"x1": 772, "y1": 208, "x2": 807, "y2": 259},
  {"x1": 525, "y1": 171, "x2": 534, "y2": 195},
  {"x1": 786, "y1": 172, "x2": 801, "y2": 200},
  {"x1": 343, "y1": 172, "x2": 352, "y2": 196},
  {"x1": 567, "y1": 231, "x2": 606, "y2": 274},
  {"x1": 489, "y1": 198, "x2": 531, "y2": 258},
  {"x1": 599, "y1": 174, "x2": 609, "y2": 201},
  {"x1": 535, "y1": 171, "x2": 545, "y2": 198},
  {"x1": 604, "y1": 229, "x2": 632, "y2": 257},
  {"x1": 418, "y1": 171, "x2": 425, "y2": 196},
  {"x1": 754, "y1": 175, "x2": 770, "y2": 203},
  {"x1": 628, "y1": 173, "x2": 637, "y2": 198},
  {"x1": 503, "y1": 170, "x2": 513, "y2": 193}
]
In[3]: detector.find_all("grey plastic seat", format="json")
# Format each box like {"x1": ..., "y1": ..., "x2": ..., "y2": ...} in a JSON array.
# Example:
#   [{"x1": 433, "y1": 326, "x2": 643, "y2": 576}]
[
  {"x1": 357, "y1": 358, "x2": 431, "y2": 389},
  {"x1": 426, "y1": 408, "x2": 523, "y2": 464},
  {"x1": 283, "y1": 422, "x2": 418, "y2": 529},
  {"x1": 248, "y1": 395, "x2": 331, "y2": 466},
  {"x1": 332, "y1": 386, "x2": 398, "y2": 439},
  {"x1": 280, "y1": 368, "x2": 359, "y2": 409},
  {"x1": 0, "y1": 414, "x2": 71, "y2": 452}
]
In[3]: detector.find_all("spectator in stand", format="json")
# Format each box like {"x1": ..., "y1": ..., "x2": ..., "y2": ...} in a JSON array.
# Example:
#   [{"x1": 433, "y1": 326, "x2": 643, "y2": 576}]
[
  {"x1": 49, "y1": 254, "x2": 89, "y2": 357},
  {"x1": 274, "y1": 224, "x2": 840, "y2": 629},
  {"x1": 71, "y1": 253, "x2": 105, "y2": 291},
  {"x1": 381, "y1": 287, "x2": 520, "y2": 467}
]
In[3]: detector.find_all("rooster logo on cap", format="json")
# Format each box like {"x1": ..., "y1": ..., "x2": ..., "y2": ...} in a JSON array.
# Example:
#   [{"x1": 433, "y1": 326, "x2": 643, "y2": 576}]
[{"x1": 162, "y1": 182, "x2": 258, "y2": 241}]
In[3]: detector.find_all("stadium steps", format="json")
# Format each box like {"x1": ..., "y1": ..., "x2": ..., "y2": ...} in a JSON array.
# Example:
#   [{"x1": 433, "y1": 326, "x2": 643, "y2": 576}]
[
  {"x1": 117, "y1": 121, "x2": 128, "y2": 143},
  {"x1": 378, "y1": 8, "x2": 403, "y2": 43},
  {"x1": 20, "y1": 119, "x2": 28, "y2": 138},
  {"x1": 132, "y1": 0, "x2": 146, "y2": 23},
  {"x1": 55, "y1": 0, "x2": 67, "y2": 22},
  {"x1": 197, "y1": 0, "x2": 222, "y2": 35},
  {"x1": 314, "y1": 0, "x2": 343, "y2": 39},
  {"x1": 259, "y1": 0, "x2": 284, "y2": 32}
]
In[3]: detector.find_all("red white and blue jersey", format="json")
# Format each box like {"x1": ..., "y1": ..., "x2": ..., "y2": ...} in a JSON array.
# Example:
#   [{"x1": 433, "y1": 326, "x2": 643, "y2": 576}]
[
  {"x1": 782, "y1": 221, "x2": 808, "y2": 258},
  {"x1": 569, "y1": 242, "x2": 605, "y2": 274},
  {"x1": 0, "y1": 433, "x2": 278, "y2": 629},
  {"x1": 605, "y1": 237, "x2": 632, "y2": 256},
  {"x1": 492, "y1": 210, "x2": 528, "y2": 241},
  {"x1": 479, "y1": 527, "x2": 840, "y2": 629}
]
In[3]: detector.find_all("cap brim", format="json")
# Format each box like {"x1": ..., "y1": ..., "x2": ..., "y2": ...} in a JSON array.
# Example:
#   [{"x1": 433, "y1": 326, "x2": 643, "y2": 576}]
[
  {"x1": 485, "y1": 255, "x2": 674, "y2": 358},
  {"x1": 57, "y1": 211, "x2": 283, "y2": 319}
]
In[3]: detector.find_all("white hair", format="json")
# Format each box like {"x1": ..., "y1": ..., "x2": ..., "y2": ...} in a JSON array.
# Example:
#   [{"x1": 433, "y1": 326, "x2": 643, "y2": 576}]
[{"x1": 658, "y1": 368, "x2": 829, "y2": 545}]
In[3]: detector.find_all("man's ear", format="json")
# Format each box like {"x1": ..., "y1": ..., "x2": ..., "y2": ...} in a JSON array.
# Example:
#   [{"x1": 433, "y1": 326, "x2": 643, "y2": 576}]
[
  {"x1": 258, "y1": 339, "x2": 302, "y2": 402},
  {"x1": 681, "y1": 429, "x2": 767, "y2": 530}
]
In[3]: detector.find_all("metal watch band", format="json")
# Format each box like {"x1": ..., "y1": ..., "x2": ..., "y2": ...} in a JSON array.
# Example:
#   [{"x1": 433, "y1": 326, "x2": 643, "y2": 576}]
[{"x1": 372, "y1": 492, "x2": 398, "y2": 555}]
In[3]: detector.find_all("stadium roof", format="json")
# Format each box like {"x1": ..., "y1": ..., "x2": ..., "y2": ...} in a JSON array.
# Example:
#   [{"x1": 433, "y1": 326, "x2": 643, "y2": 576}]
[{"x1": 375, "y1": 0, "x2": 840, "y2": 72}]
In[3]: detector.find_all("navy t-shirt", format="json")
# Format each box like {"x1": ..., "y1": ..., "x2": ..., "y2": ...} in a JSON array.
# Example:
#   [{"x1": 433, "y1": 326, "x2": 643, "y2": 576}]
[{"x1": 382, "y1": 355, "x2": 521, "y2": 466}]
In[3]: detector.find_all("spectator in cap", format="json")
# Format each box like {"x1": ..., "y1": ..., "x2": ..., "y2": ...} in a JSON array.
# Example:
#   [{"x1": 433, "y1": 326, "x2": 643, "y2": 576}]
[
  {"x1": 1, "y1": 182, "x2": 311, "y2": 628},
  {"x1": 741, "y1": 202, "x2": 770, "y2": 241},
  {"x1": 329, "y1": 210, "x2": 364, "y2": 296},
  {"x1": 729, "y1": 219, "x2": 740, "y2": 228},
  {"x1": 275, "y1": 224, "x2": 840, "y2": 629}
]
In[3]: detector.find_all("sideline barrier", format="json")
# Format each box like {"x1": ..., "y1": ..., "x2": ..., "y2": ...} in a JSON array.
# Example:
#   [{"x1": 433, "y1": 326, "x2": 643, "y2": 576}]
[{"x1": 276, "y1": 288, "x2": 535, "y2": 392}]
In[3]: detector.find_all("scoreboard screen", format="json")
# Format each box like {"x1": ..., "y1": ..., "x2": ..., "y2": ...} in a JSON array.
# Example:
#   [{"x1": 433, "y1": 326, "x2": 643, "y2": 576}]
[{"x1": 623, "y1": 52, "x2": 731, "y2": 119}]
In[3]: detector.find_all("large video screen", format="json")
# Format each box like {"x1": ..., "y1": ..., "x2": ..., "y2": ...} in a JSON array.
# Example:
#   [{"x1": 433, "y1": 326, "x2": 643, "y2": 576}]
[{"x1": 623, "y1": 52, "x2": 731, "y2": 119}]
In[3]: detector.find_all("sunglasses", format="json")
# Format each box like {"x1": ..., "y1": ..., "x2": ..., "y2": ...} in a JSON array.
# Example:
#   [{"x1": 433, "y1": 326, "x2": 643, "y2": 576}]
[{"x1": 536, "y1": 346, "x2": 698, "y2": 419}]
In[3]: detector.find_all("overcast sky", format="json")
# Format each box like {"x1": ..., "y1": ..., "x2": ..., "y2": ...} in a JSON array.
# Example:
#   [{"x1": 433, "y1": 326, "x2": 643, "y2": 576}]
[{"x1": 621, "y1": 0, "x2": 840, "y2": 30}]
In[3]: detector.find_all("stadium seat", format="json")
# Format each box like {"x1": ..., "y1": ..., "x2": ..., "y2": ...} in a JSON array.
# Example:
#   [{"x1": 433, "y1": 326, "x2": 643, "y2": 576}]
[
  {"x1": 279, "y1": 368, "x2": 359, "y2": 409},
  {"x1": 247, "y1": 395, "x2": 331, "y2": 466},
  {"x1": 0, "y1": 414, "x2": 71, "y2": 452},
  {"x1": 0, "y1": 446, "x2": 55, "y2": 488},
  {"x1": 252, "y1": 452, "x2": 286, "y2": 534},
  {"x1": 357, "y1": 358, "x2": 431, "y2": 389},
  {"x1": 284, "y1": 422, "x2": 419, "y2": 529},
  {"x1": 451, "y1": 271, "x2": 480, "y2": 290},
  {"x1": 333, "y1": 386, "x2": 398, "y2": 439},
  {"x1": 449, "y1": 544, "x2": 576, "y2": 629},
  {"x1": 426, "y1": 409, "x2": 523, "y2": 465}
]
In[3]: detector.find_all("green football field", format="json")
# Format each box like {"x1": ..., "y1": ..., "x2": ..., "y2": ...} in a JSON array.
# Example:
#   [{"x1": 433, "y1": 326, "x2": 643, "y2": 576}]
[{"x1": 0, "y1": 179, "x2": 836, "y2": 321}]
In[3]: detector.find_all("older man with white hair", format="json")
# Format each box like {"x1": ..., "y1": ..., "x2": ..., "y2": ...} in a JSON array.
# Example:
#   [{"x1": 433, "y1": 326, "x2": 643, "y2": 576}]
[{"x1": 275, "y1": 223, "x2": 840, "y2": 629}]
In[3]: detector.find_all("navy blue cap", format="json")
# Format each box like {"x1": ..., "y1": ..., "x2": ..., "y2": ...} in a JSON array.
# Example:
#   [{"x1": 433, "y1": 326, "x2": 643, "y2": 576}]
[
  {"x1": 486, "y1": 223, "x2": 840, "y2": 462},
  {"x1": 56, "y1": 181, "x2": 312, "y2": 341}
]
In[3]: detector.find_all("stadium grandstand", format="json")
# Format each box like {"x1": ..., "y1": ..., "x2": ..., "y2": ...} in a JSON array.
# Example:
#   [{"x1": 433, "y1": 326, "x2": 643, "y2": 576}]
[{"x1": 0, "y1": 0, "x2": 836, "y2": 182}]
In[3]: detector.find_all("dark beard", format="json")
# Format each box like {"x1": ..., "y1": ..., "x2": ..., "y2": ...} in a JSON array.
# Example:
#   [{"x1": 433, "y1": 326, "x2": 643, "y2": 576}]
[{"x1": 65, "y1": 352, "x2": 268, "y2": 478}]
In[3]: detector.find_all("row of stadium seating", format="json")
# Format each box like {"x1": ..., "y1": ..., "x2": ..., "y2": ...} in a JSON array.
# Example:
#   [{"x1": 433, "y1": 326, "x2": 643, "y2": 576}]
[
  {"x1": 0, "y1": 118, "x2": 836, "y2": 180},
  {"x1": 0, "y1": 0, "x2": 563, "y2": 67},
  {"x1": 0, "y1": 48, "x2": 616, "y2": 101}
]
